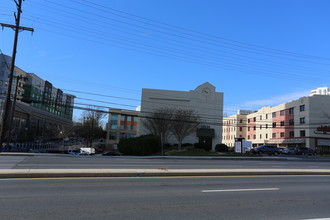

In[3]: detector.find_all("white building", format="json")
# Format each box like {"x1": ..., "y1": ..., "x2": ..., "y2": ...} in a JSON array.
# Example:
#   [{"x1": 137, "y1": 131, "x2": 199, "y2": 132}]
[
  {"x1": 222, "y1": 95, "x2": 330, "y2": 152},
  {"x1": 311, "y1": 87, "x2": 330, "y2": 96},
  {"x1": 140, "y1": 82, "x2": 224, "y2": 151}
]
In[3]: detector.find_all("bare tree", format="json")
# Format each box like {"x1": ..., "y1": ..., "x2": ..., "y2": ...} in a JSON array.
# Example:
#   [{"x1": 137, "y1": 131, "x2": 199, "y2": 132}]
[
  {"x1": 80, "y1": 107, "x2": 106, "y2": 128},
  {"x1": 171, "y1": 109, "x2": 200, "y2": 150},
  {"x1": 80, "y1": 107, "x2": 106, "y2": 146},
  {"x1": 141, "y1": 107, "x2": 174, "y2": 155}
]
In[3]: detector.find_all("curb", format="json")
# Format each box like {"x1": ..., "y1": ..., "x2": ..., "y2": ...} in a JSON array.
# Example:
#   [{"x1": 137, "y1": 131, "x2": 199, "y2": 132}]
[
  {"x1": 2, "y1": 152, "x2": 330, "y2": 161},
  {"x1": 1, "y1": 169, "x2": 330, "y2": 178}
]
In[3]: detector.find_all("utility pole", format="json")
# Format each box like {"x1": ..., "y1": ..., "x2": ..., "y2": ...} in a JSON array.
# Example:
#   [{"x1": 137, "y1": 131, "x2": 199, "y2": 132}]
[{"x1": 0, "y1": 0, "x2": 34, "y2": 152}]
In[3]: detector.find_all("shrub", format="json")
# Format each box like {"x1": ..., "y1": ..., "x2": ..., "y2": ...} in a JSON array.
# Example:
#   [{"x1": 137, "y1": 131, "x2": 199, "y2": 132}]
[
  {"x1": 215, "y1": 144, "x2": 229, "y2": 152},
  {"x1": 118, "y1": 135, "x2": 160, "y2": 156},
  {"x1": 194, "y1": 142, "x2": 212, "y2": 151}
]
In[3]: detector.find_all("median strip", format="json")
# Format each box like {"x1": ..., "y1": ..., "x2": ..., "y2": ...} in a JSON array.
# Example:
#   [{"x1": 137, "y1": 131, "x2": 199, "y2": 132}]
[{"x1": 1, "y1": 169, "x2": 330, "y2": 178}]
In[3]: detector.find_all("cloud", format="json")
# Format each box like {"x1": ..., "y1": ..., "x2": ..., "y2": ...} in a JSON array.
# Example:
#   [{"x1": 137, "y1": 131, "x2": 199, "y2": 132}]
[{"x1": 238, "y1": 90, "x2": 311, "y2": 109}]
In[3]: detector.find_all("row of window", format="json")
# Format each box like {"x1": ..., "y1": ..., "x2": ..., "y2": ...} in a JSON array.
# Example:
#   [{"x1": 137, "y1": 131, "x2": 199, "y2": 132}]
[
  {"x1": 111, "y1": 114, "x2": 139, "y2": 122},
  {"x1": 247, "y1": 105, "x2": 305, "y2": 123},
  {"x1": 110, "y1": 124, "x2": 137, "y2": 131},
  {"x1": 271, "y1": 118, "x2": 305, "y2": 128},
  {"x1": 109, "y1": 132, "x2": 136, "y2": 140},
  {"x1": 224, "y1": 118, "x2": 306, "y2": 133},
  {"x1": 246, "y1": 130, "x2": 306, "y2": 140}
]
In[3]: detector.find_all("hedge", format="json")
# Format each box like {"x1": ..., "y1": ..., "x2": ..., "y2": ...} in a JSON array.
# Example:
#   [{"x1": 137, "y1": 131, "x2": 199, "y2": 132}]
[{"x1": 118, "y1": 135, "x2": 160, "y2": 156}]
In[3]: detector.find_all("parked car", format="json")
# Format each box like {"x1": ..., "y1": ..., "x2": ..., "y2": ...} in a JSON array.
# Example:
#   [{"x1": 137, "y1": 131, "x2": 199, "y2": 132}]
[
  {"x1": 250, "y1": 145, "x2": 282, "y2": 155},
  {"x1": 294, "y1": 147, "x2": 317, "y2": 156},
  {"x1": 278, "y1": 147, "x2": 285, "y2": 154},
  {"x1": 102, "y1": 151, "x2": 121, "y2": 156},
  {"x1": 283, "y1": 148, "x2": 295, "y2": 155}
]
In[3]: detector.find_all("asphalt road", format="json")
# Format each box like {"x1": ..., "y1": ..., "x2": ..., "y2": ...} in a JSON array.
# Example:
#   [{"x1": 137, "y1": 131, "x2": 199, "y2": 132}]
[
  {"x1": 1, "y1": 176, "x2": 330, "y2": 220},
  {"x1": 1, "y1": 155, "x2": 330, "y2": 170}
]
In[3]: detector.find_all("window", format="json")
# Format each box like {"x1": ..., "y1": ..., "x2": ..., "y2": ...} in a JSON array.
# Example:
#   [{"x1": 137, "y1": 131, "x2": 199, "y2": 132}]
[
  {"x1": 280, "y1": 121, "x2": 285, "y2": 126},
  {"x1": 134, "y1": 117, "x2": 139, "y2": 122},
  {"x1": 260, "y1": 125, "x2": 262, "y2": 130},
  {"x1": 266, "y1": 124, "x2": 268, "y2": 129},
  {"x1": 133, "y1": 126, "x2": 137, "y2": 131},
  {"x1": 110, "y1": 119, "x2": 118, "y2": 129},
  {"x1": 272, "y1": 112, "x2": 276, "y2": 118},
  {"x1": 253, "y1": 135, "x2": 256, "y2": 139},
  {"x1": 121, "y1": 116, "x2": 125, "y2": 121},
  {"x1": 272, "y1": 122, "x2": 276, "y2": 128},
  {"x1": 300, "y1": 117, "x2": 305, "y2": 124},
  {"x1": 248, "y1": 135, "x2": 250, "y2": 139},
  {"x1": 239, "y1": 119, "x2": 242, "y2": 123},
  {"x1": 260, "y1": 116, "x2": 262, "y2": 120},
  {"x1": 127, "y1": 116, "x2": 132, "y2": 121},
  {"x1": 266, "y1": 114, "x2": 268, "y2": 119},
  {"x1": 110, "y1": 132, "x2": 117, "y2": 140},
  {"x1": 289, "y1": 131, "x2": 294, "y2": 137},
  {"x1": 253, "y1": 117, "x2": 256, "y2": 122},
  {"x1": 300, "y1": 105, "x2": 305, "y2": 112},
  {"x1": 280, "y1": 110, "x2": 285, "y2": 116},
  {"x1": 260, "y1": 134, "x2": 262, "y2": 139},
  {"x1": 248, "y1": 127, "x2": 250, "y2": 131},
  {"x1": 300, "y1": 130, "x2": 306, "y2": 137},
  {"x1": 272, "y1": 133, "x2": 276, "y2": 138},
  {"x1": 120, "y1": 125, "x2": 125, "y2": 130},
  {"x1": 280, "y1": 132, "x2": 285, "y2": 138},
  {"x1": 253, "y1": 126, "x2": 256, "y2": 131},
  {"x1": 239, "y1": 127, "x2": 242, "y2": 131},
  {"x1": 266, "y1": 134, "x2": 268, "y2": 138},
  {"x1": 289, "y1": 119, "x2": 294, "y2": 125},
  {"x1": 289, "y1": 107, "x2": 294, "y2": 114},
  {"x1": 111, "y1": 114, "x2": 118, "y2": 120},
  {"x1": 248, "y1": 119, "x2": 250, "y2": 123}
]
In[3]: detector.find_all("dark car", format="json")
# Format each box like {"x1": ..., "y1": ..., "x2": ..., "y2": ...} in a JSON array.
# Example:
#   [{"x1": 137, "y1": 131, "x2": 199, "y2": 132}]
[
  {"x1": 102, "y1": 151, "x2": 121, "y2": 156},
  {"x1": 283, "y1": 148, "x2": 295, "y2": 155},
  {"x1": 294, "y1": 147, "x2": 317, "y2": 156},
  {"x1": 250, "y1": 145, "x2": 282, "y2": 156}
]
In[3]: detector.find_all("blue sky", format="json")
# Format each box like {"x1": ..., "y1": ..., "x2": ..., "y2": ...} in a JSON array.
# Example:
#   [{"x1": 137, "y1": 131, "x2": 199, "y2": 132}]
[{"x1": 1, "y1": 0, "x2": 330, "y2": 120}]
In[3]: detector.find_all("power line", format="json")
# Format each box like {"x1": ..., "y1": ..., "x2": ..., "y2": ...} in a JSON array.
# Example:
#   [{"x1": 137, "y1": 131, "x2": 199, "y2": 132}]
[
  {"x1": 25, "y1": 1, "x2": 330, "y2": 65},
  {"x1": 67, "y1": 0, "x2": 330, "y2": 61}
]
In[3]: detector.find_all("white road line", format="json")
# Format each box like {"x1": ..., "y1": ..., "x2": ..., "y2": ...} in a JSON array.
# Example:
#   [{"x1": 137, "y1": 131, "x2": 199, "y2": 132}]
[
  {"x1": 302, "y1": 218, "x2": 330, "y2": 220},
  {"x1": 202, "y1": 188, "x2": 279, "y2": 193}
]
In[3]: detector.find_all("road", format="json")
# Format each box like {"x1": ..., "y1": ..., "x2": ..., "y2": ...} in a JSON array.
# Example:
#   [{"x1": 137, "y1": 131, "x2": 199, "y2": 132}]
[
  {"x1": 1, "y1": 176, "x2": 330, "y2": 220},
  {"x1": 1, "y1": 155, "x2": 330, "y2": 170}
]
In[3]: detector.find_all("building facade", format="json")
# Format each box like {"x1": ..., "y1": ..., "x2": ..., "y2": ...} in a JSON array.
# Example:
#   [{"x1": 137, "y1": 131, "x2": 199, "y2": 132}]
[
  {"x1": 0, "y1": 54, "x2": 75, "y2": 141},
  {"x1": 222, "y1": 110, "x2": 255, "y2": 147},
  {"x1": 222, "y1": 95, "x2": 330, "y2": 152},
  {"x1": 106, "y1": 108, "x2": 140, "y2": 148},
  {"x1": 140, "y1": 82, "x2": 224, "y2": 151}
]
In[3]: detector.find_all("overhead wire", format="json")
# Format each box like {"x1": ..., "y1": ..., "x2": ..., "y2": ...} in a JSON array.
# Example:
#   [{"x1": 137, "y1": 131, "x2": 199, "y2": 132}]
[
  {"x1": 73, "y1": 0, "x2": 330, "y2": 62},
  {"x1": 18, "y1": 1, "x2": 330, "y2": 84},
  {"x1": 47, "y1": 0, "x2": 330, "y2": 64},
  {"x1": 18, "y1": 15, "x2": 329, "y2": 84},
  {"x1": 3, "y1": 0, "x2": 330, "y2": 123}
]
